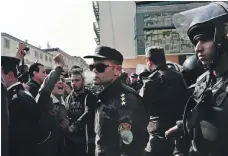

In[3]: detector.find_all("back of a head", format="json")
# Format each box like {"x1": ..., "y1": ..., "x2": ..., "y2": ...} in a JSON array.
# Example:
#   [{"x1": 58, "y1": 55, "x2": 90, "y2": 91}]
[
  {"x1": 182, "y1": 55, "x2": 205, "y2": 86},
  {"x1": 145, "y1": 46, "x2": 166, "y2": 65}
]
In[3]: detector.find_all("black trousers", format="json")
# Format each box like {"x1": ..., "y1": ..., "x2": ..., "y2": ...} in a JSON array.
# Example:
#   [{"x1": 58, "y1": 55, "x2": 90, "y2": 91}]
[{"x1": 65, "y1": 139, "x2": 86, "y2": 156}]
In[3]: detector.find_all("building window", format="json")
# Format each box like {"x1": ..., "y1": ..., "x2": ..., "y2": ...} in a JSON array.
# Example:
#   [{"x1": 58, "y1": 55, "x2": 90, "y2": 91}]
[
  {"x1": 4, "y1": 38, "x2": 10, "y2": 49},
  {"x1": 40, "y1": 53, "x2": 43, "y2": 60},
  {"x1": 45, "y1": 55, "x2": 48, "y2": 62},
  {"x1": 35, "y1": 51, "x2": 39, "y2": 58},
  {"x1": 144, "y1": 29, "x2": 193, "y2": 54},
  {"x1": 49, "y1": 57, "x2": 52, "y2": 63}
]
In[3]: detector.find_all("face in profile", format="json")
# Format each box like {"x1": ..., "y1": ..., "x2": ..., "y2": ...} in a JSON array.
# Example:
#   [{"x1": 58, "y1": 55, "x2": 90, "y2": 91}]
[
  {"x1": 194, "y1": 39, "x2": 215, "y2": 66},
  {"x1": 89, "y1": 59, "x2": 121, "y2": 86}
]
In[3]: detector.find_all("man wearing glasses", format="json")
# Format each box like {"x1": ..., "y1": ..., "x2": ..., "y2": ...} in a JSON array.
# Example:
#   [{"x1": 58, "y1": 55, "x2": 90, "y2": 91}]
[{"x1": 84, "y1": 46, "x2": 149, "y2": 156}]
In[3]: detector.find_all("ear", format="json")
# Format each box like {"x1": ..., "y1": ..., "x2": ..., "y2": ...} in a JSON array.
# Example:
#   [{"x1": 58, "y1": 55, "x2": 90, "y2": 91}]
[
  {"x1": 146, "y1": 59, "x2": 152, "y2": 66},
  {"x1": 114, "y1": 65, "x2": 122, "y2": 76},
  {"x1": 33, "y1": 71, "x2": 37, "y2": 77}
]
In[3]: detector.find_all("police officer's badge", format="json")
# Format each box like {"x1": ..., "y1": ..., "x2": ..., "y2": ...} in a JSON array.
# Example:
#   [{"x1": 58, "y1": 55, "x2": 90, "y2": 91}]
[{"x1": 118, "y1": 123, "x2": 133, "y2": 144}]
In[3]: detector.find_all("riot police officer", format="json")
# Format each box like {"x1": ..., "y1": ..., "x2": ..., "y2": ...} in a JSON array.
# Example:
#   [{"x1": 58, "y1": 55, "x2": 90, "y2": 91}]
[{"x1": 166, "y1": 2, "x2": 228, "y2": 156}]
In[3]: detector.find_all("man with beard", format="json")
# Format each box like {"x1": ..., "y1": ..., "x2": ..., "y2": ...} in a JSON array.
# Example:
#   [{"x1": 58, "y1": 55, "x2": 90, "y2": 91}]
[
  {"x1": 27, "y1": 62, "x2": 47, "y2": 97},
  {"x1": 36, "y1": 54, "x2": 69, "y2": 156},
  {"x1": 65, "y1": 69, "x2": 97, "y2": 156},
  {"x1": 84, "y1": 46, "x2": 149, "y2": 156}
]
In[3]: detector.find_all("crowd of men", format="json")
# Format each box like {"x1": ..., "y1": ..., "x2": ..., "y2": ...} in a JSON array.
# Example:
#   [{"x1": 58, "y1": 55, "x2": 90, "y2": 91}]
[{"x1": 1, "y1": 2, "x2": 228, "y2": 156}]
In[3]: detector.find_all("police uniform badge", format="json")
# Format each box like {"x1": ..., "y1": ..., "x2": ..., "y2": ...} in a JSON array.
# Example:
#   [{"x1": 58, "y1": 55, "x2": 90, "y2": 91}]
[{"x1": 118, "y1": 123, "x2": 133, "y2": 145}]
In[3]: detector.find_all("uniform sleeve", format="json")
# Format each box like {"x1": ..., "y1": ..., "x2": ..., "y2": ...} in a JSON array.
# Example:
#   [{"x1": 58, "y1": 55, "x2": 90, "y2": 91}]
[
  {"x1": 119, "y1": 93, "x2": 149, "y2": 156},
  {"x1": 74, "y1": 93, "x2": 97, "y2": 126},
  {"x1": 140, "y1": 80, "x2": 161, "y2": 117},
  {"x1": 1, "y1": 83, "x2": 9, "y2": 156}
]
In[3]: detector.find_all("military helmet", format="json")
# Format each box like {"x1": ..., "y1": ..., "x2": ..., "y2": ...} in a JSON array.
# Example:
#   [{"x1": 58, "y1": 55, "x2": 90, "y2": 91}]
[
  {"x1": 173, "y1": 2, "x2": 228, "y2": 44},
  {"x1": 173, "y1": 2, "x2": 228, "y2": 68},
  {"x1": 182, "y1": 55, "x2": 205, "y2": 86}
]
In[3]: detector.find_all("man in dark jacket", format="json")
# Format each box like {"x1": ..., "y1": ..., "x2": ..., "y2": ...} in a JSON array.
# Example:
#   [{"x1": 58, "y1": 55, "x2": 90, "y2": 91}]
[
  {"x1": 1, "y1": 48, "x2": 42, "y2": 156},
  {"x1": 65, "y1": 69, "x2": 97, "y2": 156},
  {"x1": 36, "y1": 54, "x2": 69, "y2": 156},
  {"x1": 1, "y1": 76, "x2": 9, "y2": 156},
  {"x1": 139, "y1": 46, "x2": 188, "y2": 156},
  {"x1": 27, "y1": 62, "x2": 47, "y2": 97},
  {"x1": 84, "y1": 46, "x2": 149, "y2": 156}
]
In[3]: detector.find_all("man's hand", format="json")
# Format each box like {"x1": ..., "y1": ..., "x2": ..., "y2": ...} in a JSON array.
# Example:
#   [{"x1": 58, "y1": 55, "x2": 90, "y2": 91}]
[
  {"x1": 54, "y1": 54, "x2": 65, "y2": 68},
  {"x1": 68, "y1": 124, "x2": 77, "y2": 133},
  {"x1": 165, "y1": 125, "x2": 179, "y2": 139},
  {"x1": 22, "y1": 83, "x2": 30, "y2": 91},
  {"x1": 60, "y1": 117, "x2": 70, "y2": 129},
  {"x1": 16, "y1": 43, "x2": 26, "y2": 60}
]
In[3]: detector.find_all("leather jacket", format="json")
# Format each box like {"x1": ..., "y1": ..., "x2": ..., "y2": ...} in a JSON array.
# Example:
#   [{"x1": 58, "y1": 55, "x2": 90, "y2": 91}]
[{"x1": 95, "y1": 78, "x2": 149, "y2": 156}]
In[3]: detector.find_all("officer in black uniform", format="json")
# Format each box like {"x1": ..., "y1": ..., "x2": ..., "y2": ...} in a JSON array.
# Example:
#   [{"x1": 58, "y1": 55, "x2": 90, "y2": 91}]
[
  {"x1": 182, "y1": 55, "x2": 205, "y2": 87},
  {"x1": 165, "y1": 2, "x2": 228, "y2": 156},
  {"x1": 84, "y1": 46, "x2": 149, "y2": 156},
  {"x1": 1, "y1": 56, "x2": 39, "y2": 156},
  {"x1": 1, "y1": 76, "x2": 9, "y2": 156},
  {"x1": 139, "y1": 46, "x2": 188, "y2": 156}
]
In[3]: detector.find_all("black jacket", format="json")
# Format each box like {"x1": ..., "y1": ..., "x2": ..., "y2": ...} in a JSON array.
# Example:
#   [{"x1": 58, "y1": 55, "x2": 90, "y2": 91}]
[
  {"x1": 1, "y1": 80, "x2": 9, "y2": 156},
  {"x1": 36, "y1": 66, "x2": 68, "y2": 156},
  {"x1": 139, "y1": 65, "x2": 188, "y2": 136},
  {"x1": 27, "y1": 79, "x2": 41, "y2": 98},
  {"x1": 7, "y1": 82, "x2": 40, "y2": 156},
  {"x1": 95, "y1": 78, "x2": 149, "y2": 156},
  {"x1": 65, "y1": 88, "x2": 97, "y2": 152},
  {"x1": 176, "y1": 71, "x2": 228, "y2": 156}
]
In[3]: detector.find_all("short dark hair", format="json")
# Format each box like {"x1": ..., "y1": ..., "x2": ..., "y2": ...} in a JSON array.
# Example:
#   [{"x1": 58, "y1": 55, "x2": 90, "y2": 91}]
[
  {"x1": 145, "y1": 46, "x2": 166, "y2": 65},
  {"x1": 68, "y1": 65, "x2": 82, "y2": 77},
  {"x1": 70, "y1": 69, "x2": 84, "y2": 80},
  {"x1": 29, "y1": 63, "x2": 44, "y2": 78}
]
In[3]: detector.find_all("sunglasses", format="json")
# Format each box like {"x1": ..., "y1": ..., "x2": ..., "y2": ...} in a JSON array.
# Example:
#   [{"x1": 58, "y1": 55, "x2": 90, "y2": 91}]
[{"x1": 89, "y1": 63, "x2": 115, "y2": 73}]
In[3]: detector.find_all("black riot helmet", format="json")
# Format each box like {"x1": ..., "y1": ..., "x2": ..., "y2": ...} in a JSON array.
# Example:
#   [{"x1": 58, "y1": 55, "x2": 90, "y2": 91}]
[
  {"x1": 182, "y1": 55, "x2": 205, "y2": 86},
  {"x1": 173, "y1": 2, "x2": 228, "y2": 69}
]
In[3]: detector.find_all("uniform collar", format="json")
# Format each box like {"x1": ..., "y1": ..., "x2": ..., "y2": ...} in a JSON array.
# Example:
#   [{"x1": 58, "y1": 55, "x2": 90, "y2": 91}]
[
  {"x1": 7, "y1": 82, "x2": 22, "y2": 91},
  {"x1": 98, "y1": 78, "x2": 122, "y2": 100}
]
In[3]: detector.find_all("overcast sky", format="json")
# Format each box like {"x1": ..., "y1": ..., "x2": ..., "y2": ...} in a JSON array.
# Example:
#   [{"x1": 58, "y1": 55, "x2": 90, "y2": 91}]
[{"x1": 0, "y1": 0, "x2": 97, "y2": 64}]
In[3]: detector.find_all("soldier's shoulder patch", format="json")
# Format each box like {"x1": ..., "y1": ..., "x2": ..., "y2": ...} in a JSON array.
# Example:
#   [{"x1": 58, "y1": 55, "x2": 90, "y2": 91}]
[{"x1": 118, "y1": 123, "x2": 133, "y2": 145}]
